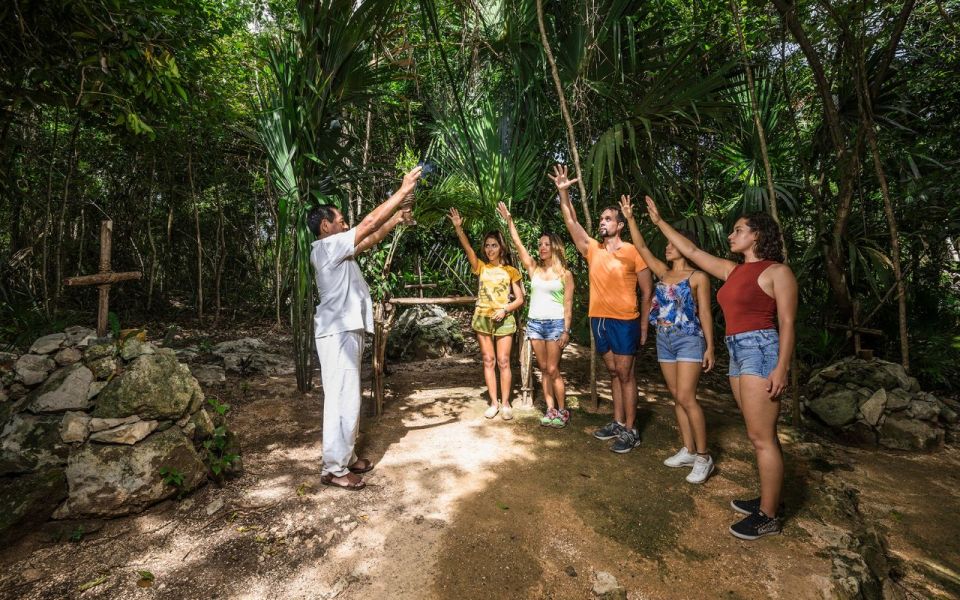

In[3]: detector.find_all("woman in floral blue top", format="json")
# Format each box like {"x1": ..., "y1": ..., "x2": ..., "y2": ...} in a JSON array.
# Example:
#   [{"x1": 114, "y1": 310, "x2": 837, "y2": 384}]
[{"x1": 621, "y1": 195, "x2": 717, "y2": 485}]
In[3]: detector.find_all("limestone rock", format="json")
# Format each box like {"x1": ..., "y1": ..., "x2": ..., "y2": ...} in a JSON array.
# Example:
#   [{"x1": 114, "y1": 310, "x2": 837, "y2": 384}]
[
  {"x1": 222, "y1": 352, "x2": 292, "y2": 376},
  {"x1": 879, "y1": 417, "x2": 943, "y2": 451},
  {"x1": 93, "y1": 349, "x2": 203, "y2": 420},
  {"x1": 53, "y1": 347, "x2": 82, "y2": 366},
  {"x1": 60, "y1": 411, "x2": 90, "y2": 443},
  {"x1": 27, "y1": 364, "x2": 94, "y2": 413},
  {"x1": 87, "y1": 381, "x2": 107, "y2": 400},
  {"x1": 83, "y1": 340, "x2": 117, "y2": 362},
  {"x1": 173, "y1": 347, "x2": 199, "y2": 362},
  {"x1": 387, "y1": 305, "x2": 465, "y2": 361},
  {"x1": 54, "y1": 427, "x2": 207, "y2": 518},
  {"x1": 190, "y1": 408, "x2": 216, "y2": 440},
  {"x1": 190, "y1": 364, "x2": 225, "y2": 387},
  {"x1": 29, "y1": 333, "x2": 66, "y2": 355},
  {"x1": 89, "y1": 420, "x2": 158, "y2": 445},
  {"x1": 885, "y1": 389, "x2": 912, "y2": 412},
  {"x1": 64, "y1": 326, "x2": 96, "y2": 347},
  {"x1": 808, "y1": 390, "x2": 860, "y2": 427},
  {"x1": 120, "y1": 338, "x2": 154, "y2": 361},
  {"x1": 0, "y1": 468, "x2": 68, "y2": 544},
  {"x1": 940, "y1": 405, "x2": 959, "y2": 425},
  {"x1": 86, "y1": 357, "x2": 118, "y2": 380},
  {"x1": 212, "y1": 338, "x2": 266, "y2": 356},
  {"x1": 858, "y1": 389, "x2": 886, "y2": 427},
  {"x1": 15, "y1": 354, "x2": 56, "y2": 386},
  {"x1": 0, "y1": 414, "x2": 68, "y2": 475},
  {"x1": 592, "y1": 571, "x2": 626, "y2": 600},
  {"x1": 89, "y1": 415, "x2": 140, "y2": 433},
  {"x1": 907, "y1": 399, "x2": 939, "y2": 422}
]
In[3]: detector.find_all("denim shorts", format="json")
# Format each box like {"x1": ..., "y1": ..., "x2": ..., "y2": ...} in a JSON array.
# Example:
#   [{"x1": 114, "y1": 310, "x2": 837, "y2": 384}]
[
  {"x1": 656, "y1": 325, "x2": 705, "y2": 363},
  {"x1": 527, "y1": 318, "x2": 565, "y2": 341},
  {"x1": 590, "y1": 317, "x2": 640, "y2": 356},
  {"x1": 726, "y1": 329, "x2": 779, "y2": 378}
]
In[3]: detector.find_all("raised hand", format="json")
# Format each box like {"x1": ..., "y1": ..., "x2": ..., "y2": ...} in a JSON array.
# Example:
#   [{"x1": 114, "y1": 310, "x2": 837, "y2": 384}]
[
  {"x1": 447, "y1": 207, "x2": 463, "y2": 228},
  {"x1": 548, "y1": 164, "x2": 579, "y2": 192},
  {"x1": 496, "y1": 201, "x2": 512, "y2": 222},
  {"x1": 619, "y1": 194, "x2": 634, "y2": 220},
  {"x1": 401, "y1": 165, "x2": 424, "y2": 192},
  {"x1": 644, "y1": 195, "x2": 662, "y2": 225}
]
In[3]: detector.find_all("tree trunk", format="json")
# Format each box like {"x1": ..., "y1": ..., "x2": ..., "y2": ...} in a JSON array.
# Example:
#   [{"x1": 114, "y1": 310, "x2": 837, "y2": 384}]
[
  {"x1": 188, "y1": 152, "x2": 203, "y2": 321},
  {"x1": 535, "y1": 0, "x2": 599, "y2": 408},
  {"x1": 214, "y1": 192, "x2": 226, "y2": 321},
  {"x1": 54, "y1": 120, "x2": 81, "y2": 307},
  {"x1": 264, "y1": 161, "x2": 283, "y2": 327},
  {"x1": 146, "y1": 161, "x2": 158, "y2": 312},
  {"x1": 41, "y1": 107, "x2": 61, "y2": 316}
]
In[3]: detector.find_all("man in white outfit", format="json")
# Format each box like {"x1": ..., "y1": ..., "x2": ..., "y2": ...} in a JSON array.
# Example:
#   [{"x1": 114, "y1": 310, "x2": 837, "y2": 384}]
[{"x1": 309, "y1": 166, "x2": 422, "y2": 490}]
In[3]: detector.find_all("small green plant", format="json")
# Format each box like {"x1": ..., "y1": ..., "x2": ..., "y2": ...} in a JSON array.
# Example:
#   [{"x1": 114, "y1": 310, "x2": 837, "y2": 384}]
[
  {"x1": 198, "y1": 338, "x2": 214, "y2": 354},
  {"x1": 203, "y1": 397, "x2": 240, "y2": 478},
  {"x1": 159, "y1": 466, "x2": 185, "y2": 488},
  {"x1": 107, "y1": 311, "x2": 121, "y2": 338},
  {"x1": 69, "y1": 525, "x2": 85, "y2": 542}
]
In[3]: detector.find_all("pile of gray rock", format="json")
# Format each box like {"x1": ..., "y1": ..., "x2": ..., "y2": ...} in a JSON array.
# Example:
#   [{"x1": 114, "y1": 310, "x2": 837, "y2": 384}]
[
  {"x1": 173, "y1": 337, "x2": 293, "y2": 386},
  {"x1": 803, "y1": 357, "x2": 957, "y2": 450},
  {"x1": 1, "y1": 327, "x2": 216, "y2": 542},
  {"x1": 387, "y1": 305, "x2": 465, "y2": 361}
]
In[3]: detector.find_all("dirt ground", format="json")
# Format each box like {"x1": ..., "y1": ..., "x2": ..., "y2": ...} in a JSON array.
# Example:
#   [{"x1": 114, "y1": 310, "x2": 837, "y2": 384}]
[{"x1": 1, "y1": 331, "x2": 959, "y2": 599}]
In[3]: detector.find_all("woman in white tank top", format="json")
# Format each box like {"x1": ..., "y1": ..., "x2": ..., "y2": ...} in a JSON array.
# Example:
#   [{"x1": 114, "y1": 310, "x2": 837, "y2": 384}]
[{"x1": 497, "y1": 202, "x2": 575, "y2": 428}]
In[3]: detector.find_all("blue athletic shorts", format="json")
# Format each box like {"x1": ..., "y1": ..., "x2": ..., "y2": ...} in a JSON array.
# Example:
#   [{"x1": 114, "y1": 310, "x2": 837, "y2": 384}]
[
  {"x1": 526, "y1": 318, "x2": 565, "y2": 341},
  {"x1": 590, "y1": 317, "x2": 640, "y2": 356},
  {"x1": 656, "y1": 325, "x2": 705, "y2": 363},
  {"x1": 726, "y1": 328, "x2": 779, "y2": 378}
]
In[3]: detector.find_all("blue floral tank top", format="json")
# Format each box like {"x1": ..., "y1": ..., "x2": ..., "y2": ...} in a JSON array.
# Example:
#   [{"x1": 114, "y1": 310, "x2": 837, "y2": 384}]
[{"x1": 649, "y1": 277, "x2": 703, "y2": 337}]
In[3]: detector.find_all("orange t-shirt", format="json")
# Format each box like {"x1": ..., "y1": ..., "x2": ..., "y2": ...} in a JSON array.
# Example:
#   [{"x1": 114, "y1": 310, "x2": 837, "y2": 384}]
[{"x1": 586, "y1": 240, "x2": 648, "y2": 319}]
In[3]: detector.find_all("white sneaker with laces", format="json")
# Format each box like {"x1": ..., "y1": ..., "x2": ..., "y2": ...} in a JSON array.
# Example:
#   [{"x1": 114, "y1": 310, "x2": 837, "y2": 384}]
[
  {"x1": 663, "y1": 447, "x2": 696, "y2": 468},
  {"x1": 686, "y1": 455, "x2": 715, "y2": 484}
]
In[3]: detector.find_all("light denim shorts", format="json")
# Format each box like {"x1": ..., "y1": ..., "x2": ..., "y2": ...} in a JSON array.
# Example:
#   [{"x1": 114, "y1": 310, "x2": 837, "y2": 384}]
[
  {"x1": 656, "y1": 325, "x2": 705, "y2": 363},
  {"x1": 526, "y1": 318, "x2": 565, "y2": 341},
  {"x1": 726, "y1": 329, "x2": 779, "y2": 378}
]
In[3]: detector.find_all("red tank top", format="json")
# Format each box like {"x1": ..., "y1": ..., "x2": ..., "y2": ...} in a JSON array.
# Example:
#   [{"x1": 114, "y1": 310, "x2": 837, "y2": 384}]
[{"x1": 717, "y1": 260, "x2": 778, "y2": 335}]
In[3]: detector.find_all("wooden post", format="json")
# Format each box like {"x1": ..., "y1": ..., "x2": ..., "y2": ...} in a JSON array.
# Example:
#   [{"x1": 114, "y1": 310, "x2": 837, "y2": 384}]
[
  {"x1": 64, "y1": 220, "x2": 141, "y2": 337},
  {"x1": 517, "y1": 327, "x2": 535, "y2": 409}
]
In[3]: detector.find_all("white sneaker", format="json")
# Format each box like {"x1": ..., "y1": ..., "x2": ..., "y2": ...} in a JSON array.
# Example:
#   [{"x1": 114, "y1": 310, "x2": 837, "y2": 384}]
[
  {"x1": 663, "y1": 447, "x2": 696, "y2": 468},
  {"x1": 484, "y1": 404, "x2": 500, "y2": 419},
  {"x1": 501, "y1": 406, "x2": 514, "y2": 420},
  {"x1": 686, "y1": 455, "x2": 714, "y2": 484}
]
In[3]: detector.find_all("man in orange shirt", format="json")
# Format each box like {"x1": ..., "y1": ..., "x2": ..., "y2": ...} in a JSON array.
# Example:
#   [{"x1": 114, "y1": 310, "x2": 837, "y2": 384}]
[{"x1": 549, "y1": 165, "x2": 653, "y2": 453}]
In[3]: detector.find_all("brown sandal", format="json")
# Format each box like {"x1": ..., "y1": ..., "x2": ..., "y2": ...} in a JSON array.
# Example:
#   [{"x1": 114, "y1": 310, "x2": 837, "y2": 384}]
[
  {"x1": 320, "y1": 472, "x2": 366, "y2": 490},
  {"x1": 348, "y1": 458, "x2": 374, "y2": 474}
]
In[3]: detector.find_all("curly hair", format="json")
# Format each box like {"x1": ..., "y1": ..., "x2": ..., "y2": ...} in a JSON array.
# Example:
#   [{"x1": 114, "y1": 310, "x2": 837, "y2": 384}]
[{"x1": 742, "y1": 212, "x2": 785, "y2": 263}]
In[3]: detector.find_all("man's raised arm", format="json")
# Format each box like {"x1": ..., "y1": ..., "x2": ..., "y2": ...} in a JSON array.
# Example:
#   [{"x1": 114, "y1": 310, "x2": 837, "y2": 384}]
[
  {"x1": 354, "y1": 166, "x2": 422, "y2": 248},
  {"x1": 548, "y1": 164, "x2": 591, "y2": 257}
]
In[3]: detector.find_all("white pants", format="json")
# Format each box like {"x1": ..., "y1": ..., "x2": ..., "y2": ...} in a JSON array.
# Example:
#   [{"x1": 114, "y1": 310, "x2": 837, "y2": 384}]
[{"x1": 315, "y1": 330, "x2": 364, "y2": 477}]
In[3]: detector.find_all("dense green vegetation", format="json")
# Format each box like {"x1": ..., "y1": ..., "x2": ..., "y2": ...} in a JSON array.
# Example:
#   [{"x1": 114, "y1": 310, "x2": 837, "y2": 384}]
[{"x1": 2, "y1": 0, "x2": 958, "y2": 390}]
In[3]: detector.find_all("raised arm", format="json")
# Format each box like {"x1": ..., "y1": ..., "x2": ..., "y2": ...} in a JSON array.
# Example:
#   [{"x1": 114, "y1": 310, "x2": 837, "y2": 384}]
[
  {"x1": 447, "y1": 207, "x2": 479, "y2": 273},
  {"x1": 497, "y1": 202, "x2": 536, "y2": 273},
  {"x1": 548, "y1": 165, "x2": 591, "y2": 257},
  {"x1": 619, "y1": 194, "x2": 668, "y2": 279},
  {"x1": 355, "y1": 206, "x2": 414, "y2": 255},
  {"x1": 644, "y1": 196, "x2": 737, "y2": 281},
  {"x1": 354, "y1": 166, "x2": 422, "y2": 248},
  {"x1": 692, "y1": 270, "x2": 715, "y2": 372},
  {"x1": 767, "y1": 264, "x2": 798, "y2": 399}
]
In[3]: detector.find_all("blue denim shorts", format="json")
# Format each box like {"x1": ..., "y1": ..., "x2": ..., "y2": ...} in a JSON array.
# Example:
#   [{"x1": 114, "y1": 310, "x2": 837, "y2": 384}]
[
  {"x1": 526, "y1": 318, "x2": 565, "y2": 341},
  {"x1": 726, "y1": 329, "x2": 780, "y2": 378},
  {"x1": 590, "y1": 317, "x2": 640, "y2": 356},
  {"x1": 656, "y1": 325, "x2": 705, "y2": 363}
]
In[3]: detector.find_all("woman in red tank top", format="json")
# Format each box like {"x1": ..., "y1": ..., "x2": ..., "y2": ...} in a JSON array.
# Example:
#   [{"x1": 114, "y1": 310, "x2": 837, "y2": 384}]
[{"x1": 645, "y1": 197, "x2": 797, "y2": 542}]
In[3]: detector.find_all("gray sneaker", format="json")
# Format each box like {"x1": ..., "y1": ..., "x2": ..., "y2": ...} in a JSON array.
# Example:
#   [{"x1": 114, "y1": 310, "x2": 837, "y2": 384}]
[
  {"x1": 593, "y1": 421, "x2": 624, "y2": 441},
  {"x1": 611, "y1": 428, "x2": 641, "y2": 453}
]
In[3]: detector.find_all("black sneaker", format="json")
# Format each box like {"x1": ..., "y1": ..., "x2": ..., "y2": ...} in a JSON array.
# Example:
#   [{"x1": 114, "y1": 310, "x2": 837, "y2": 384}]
[
  {"x1": 593, "y1": 421, "x2": 624, "y2": 441},
  {"x1": 729, "y1": 511, "x2": 782, "y2": 540},
  {"x1": 730, "y1": 497, "x2": 786, "y2": 516},
  {"x1": 610, "y1": 428, "x2": 641, "y2": 454}
]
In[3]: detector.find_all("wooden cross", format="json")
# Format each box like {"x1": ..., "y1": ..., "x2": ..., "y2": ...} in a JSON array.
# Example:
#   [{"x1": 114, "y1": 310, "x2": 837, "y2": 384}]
[
  {"x1": 403, "y1": 254, "x2": 437, "y2": 298},
  {"x1": 64, "y1": 220, "x2": 142, "y2": 337}
]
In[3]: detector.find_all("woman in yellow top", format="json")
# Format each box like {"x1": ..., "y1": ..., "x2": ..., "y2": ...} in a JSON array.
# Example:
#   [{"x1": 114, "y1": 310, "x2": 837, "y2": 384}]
[{"x1": 448, "y1": 208, "x2": 525, "y2": 420}]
